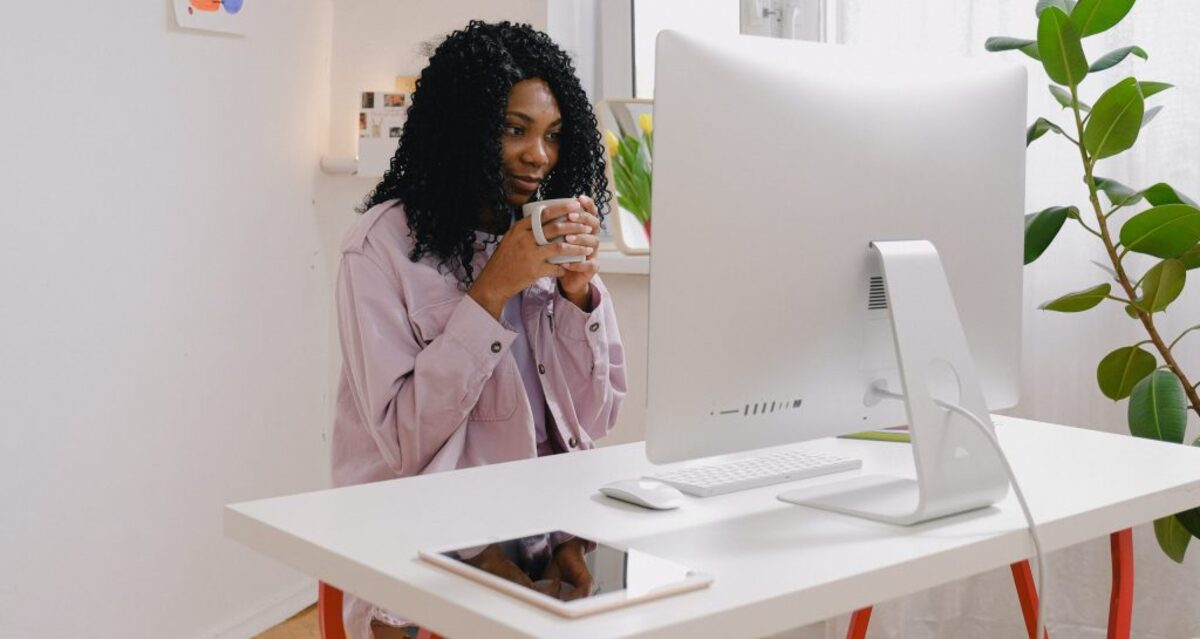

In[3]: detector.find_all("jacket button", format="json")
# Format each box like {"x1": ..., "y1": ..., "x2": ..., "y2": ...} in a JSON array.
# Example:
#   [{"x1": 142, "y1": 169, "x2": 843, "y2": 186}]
[
  {"x1": 490, "y1": 341, "x2": 502, "y2": 353},
  {"x1": 568, "y1": 437, "x2": 578, "y2": 448},
  {"x1": 538, "y1": 363, "x2": 546, "y2": 375},
  {"x1": 589, "y1": 322, "x2": 600, "y2": 332}
]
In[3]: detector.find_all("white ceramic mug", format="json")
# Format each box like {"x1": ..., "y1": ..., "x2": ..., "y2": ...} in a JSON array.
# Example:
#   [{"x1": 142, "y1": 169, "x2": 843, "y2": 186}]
[{"x1": 522, "y1": 197, "x2": 587, "y2": 264}]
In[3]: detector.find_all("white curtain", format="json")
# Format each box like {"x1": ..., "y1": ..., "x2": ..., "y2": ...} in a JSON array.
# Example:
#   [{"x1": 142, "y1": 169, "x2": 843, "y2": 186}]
[{"x1": 770, "y1": 2, "x2": 1200, "y2": 638}]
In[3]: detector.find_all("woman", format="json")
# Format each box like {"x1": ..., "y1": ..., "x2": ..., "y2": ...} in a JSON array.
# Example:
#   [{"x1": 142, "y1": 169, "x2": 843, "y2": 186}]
[{"x1": 331, "y1": 20, "x2": 627, "y2": 639}]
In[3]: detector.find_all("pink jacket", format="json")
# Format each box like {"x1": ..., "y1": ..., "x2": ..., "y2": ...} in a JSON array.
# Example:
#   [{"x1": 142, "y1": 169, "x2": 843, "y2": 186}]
[{"x1": 331, "y1": 200, "x2": 627, "y2": 486}]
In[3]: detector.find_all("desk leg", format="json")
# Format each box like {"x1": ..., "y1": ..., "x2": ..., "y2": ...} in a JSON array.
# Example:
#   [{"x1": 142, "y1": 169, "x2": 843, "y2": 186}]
[
  {"x1": 1010, "y1": 560, "x2": 1049, "y2": 639},
  {"x1": 1108, "y1": 528, "x2": 1134, "y2": 639},
  {"x1": 847, "y1": 529, "x2": 1134, "y2": 639},
  {"x1": 846, "y1": 607, "x2": 872, "y2": 639}
]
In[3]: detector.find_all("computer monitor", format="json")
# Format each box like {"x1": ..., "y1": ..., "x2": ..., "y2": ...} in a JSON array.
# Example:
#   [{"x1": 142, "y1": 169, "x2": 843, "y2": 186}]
[{"x1": 645, "y1": 31, "x2": 1027, "y2": 525}]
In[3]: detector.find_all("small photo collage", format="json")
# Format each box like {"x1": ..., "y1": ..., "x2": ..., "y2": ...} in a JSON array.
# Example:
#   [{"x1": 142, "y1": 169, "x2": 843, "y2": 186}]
[{"x1": 359, "y1": 91, "x2": 409, "y2": 139}]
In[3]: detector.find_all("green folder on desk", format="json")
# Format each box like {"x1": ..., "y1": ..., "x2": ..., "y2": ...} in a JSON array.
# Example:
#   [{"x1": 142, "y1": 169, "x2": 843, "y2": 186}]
[{"x1": 839, "y1": 428, "x2": 911, "y2": 443}]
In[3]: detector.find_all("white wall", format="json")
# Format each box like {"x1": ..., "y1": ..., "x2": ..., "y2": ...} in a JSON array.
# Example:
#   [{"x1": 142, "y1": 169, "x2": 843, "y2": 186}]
[{"x1": 0, "y1": 2, "x2": 333, "y2": 638}]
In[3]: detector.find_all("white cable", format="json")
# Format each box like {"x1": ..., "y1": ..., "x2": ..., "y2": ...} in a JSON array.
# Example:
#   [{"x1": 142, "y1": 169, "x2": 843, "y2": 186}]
[
  {"x1": 935, "y1": 399, "x2": 1046, "y2": 639},
  {"x1": 870, "y1": 385, "x2": 1046, "y2": 639}
]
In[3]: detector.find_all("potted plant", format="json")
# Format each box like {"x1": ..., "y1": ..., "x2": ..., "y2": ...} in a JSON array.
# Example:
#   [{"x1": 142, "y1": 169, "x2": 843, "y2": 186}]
[
  {"x1": 988, "y1": 0, "x2": 1200, "y2": 561},
  {"x1": 605, "y1": 112, "x2": 654, "y2": 240}
]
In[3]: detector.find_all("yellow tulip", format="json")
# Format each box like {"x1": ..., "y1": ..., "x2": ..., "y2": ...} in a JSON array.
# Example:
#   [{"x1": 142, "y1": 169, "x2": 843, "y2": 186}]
[
  {"x1": 638, "y1": 113, "x2": 654, "y2": 135},
  {"x1": 604, "y1": 130, "x2": 620, "y2": 158}
]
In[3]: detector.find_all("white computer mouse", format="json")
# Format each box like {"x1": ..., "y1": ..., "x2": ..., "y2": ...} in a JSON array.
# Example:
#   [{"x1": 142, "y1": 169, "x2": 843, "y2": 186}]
[{"x1": 599, "y1": 479, "x2": 684, "y2": 510}]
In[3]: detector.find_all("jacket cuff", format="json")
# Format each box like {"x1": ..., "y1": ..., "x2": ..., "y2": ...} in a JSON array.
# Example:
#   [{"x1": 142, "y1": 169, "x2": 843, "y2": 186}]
[
  {"x1": 555, "y1": 284, "x2": 605, "y2": 343},
  {"x1": 444, "y1": 294, "x2": 518, "y2": 368}
]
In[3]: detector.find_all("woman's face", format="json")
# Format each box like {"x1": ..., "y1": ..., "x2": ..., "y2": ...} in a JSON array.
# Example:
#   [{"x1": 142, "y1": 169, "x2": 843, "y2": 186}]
[{"x1": 501, "y1": 78, "x2": 562, "y2": 206}]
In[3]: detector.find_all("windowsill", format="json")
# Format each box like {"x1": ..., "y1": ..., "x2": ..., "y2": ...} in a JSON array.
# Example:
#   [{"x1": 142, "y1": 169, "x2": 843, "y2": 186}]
[{"x1": 596, "y1": 250, "x2": 649, "y2": 275}]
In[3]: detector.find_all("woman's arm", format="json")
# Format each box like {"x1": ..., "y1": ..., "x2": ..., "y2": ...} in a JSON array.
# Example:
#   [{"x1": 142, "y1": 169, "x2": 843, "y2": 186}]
[
  {"x1": 551, "y1": 276, "x2": 627, "y2": 442},
  {"x1": 336, "y1": 251, "x2": 517, "y2": 476}
]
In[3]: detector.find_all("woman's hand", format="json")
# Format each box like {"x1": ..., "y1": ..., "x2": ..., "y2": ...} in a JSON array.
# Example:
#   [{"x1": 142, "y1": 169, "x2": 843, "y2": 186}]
[
  {"x1": 556, "y1": 195, "x2": 602, "y2": 310},
  {"x1": 541, "y1": 537, "x2": 594, "y2": 601},
  {"x1": 469, "y1": 201, "x2": 594, "y2": 320}
]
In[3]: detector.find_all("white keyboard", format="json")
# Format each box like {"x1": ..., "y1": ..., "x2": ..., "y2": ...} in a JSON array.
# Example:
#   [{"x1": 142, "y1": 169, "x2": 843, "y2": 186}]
[{"x1": 645, "y1": 449, "x2": 862, "y2": 497}]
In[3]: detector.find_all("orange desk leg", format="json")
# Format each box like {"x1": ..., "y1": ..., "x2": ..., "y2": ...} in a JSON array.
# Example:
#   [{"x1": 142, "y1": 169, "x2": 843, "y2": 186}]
[
  {"x1": 318, "y1": 582, "x2": 347, "y2": 639},
  {"x1": 1010, "y1": 560, "x2": 1050, "y2": 639},
  {"x1": 847, "y1": 607, "x2": 872, "y2": 639},
  {"x1": 1108, "y1": 528, "x2": 1134, "y2": 639},
  {"x1": 845, "y1": 529, "x2": 1134, "y2": 639}
]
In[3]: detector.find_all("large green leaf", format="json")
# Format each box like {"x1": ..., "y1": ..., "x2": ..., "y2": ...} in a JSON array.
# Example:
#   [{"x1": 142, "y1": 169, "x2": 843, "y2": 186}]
[
  {"x1": 1038, "y1": 8, "x2": 1089, "y2": 87},
  {"x1": 1128, "y1": 370, "x2": 1187, "y2": 443},
  {"x1": 1135, "y1": 259, "x2": 1185, "y2": 313},
  {"x1": 1092, "y1": 176, "x2": 1141, "y2": 206},
  {"x1": 1140, "y1": 81, "x2": 1174, "y2": 98},
  {"x1": 1071, "y1": 0, "x2": 1136, "y2": 37},
  {"x1": 1037, "y1": 0, "x2": 1078, "y2": 15},
  {"x1": 1089, "y1": 46, "x2": 1148, "y2": 72},
  {"x1": 1178, "y1": 246, "x2": 1200, "y2": 270},
  {"x1": 1024, "y1": 206, "x2": 1073, "y2": 264},
  {"x1": 985, "y1": 36, "x2": 1042, "y2": 60},
  {"x1": 1083, "y1": 77, "x2": 1145, "y2": 159},
  {"x1": 1049, "y1": 85, "x2": 1092, "y2": 112},
  {"x1": 1144, "y1": 183, "x2": 1198, "y2": 207},
  {"x1": 1155, "y1": 515, "x2": 1190, "y2": 563},
  {"x1": 1097, "y1": 346, "x2": 1156, "y2": 400},
  {"x1": 1120, "y1": 204, "x2": 1200, "y2": 258},
  {"x1": 1027, "y1": 118, "x2": 1066, "y2": 146},
  {"x1": 1046, "y1": 84, "x2": 1094, "y2": 112},
  {"x1": 1041, "y1": 283, "x2": 1111, "y2": 312}
]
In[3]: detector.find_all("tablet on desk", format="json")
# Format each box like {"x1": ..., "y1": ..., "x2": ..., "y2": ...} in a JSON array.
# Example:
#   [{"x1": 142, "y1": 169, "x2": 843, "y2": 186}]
[{"x1": 418, "y1": 530, "x2": 713, "y2": 618}]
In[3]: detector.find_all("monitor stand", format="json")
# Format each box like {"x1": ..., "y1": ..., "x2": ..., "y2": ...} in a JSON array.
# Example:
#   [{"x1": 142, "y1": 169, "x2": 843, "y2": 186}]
[{"x1": 778, "y1": 240, "x2": 1009, "y2": 526}]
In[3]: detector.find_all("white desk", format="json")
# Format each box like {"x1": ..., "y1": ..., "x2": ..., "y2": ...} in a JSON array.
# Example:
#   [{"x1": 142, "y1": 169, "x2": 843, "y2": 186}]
[{"x1": 225, "y1": 417, "x2": 1200, "y2": 638}]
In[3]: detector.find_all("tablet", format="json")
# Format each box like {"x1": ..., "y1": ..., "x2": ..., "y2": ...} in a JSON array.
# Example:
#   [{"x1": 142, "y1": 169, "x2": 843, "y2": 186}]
[{"x1": 418, "y1": 530, "x2": 713, "y2": 618}]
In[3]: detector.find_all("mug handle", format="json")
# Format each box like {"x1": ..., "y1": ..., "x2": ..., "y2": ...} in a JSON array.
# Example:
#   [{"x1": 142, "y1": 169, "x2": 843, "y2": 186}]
[{"x1": 530, "y1": 203, "x2": 550, "y2": 246}]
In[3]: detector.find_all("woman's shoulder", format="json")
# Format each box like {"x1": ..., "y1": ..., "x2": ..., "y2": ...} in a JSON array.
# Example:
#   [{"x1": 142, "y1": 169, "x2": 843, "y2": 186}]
[
  {"x1": 338, "y1": 200, "x2": 462, "y2": 301},
  {"x1": 340, "y1": 199, "x2": 414, "y2": 259}
]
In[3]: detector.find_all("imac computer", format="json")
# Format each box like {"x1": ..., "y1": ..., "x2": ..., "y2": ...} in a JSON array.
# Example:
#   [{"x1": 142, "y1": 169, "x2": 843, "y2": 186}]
[{"x1": 644, "y1": 31, "x2": 1027, "y2": 525}]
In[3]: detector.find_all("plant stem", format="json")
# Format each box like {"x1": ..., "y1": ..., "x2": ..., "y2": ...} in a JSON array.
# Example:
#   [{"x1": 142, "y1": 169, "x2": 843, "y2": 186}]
[
  {"x1": 1068, "y1": 83, "x2": 1200, "y2": 418},
  {"x1": 1169, "y1": 324, "x2": 1200, "y2": 352},
  {"x1": 1075, "y1": 216, "x2": 1103, "y2": 238}
]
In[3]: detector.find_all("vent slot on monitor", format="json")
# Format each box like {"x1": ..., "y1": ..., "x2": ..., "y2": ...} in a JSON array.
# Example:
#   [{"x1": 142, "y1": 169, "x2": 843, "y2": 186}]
[
  {"x1": 868, "y1": 275, "x2": 888, "y2": 311},
  {"x1": 711, "y1": 398, "x2": 804, "y2": 417}
]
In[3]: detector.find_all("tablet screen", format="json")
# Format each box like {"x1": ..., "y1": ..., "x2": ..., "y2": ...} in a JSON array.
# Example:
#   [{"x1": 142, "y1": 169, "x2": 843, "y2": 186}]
[{"x1": 436, "y1": 531, "x2": 695, "y2": 602}]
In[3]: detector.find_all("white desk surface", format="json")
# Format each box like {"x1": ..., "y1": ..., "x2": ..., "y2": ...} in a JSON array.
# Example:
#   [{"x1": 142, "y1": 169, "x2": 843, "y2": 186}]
[{"x1": 225, "y1": 417, "x2": 1200, "y2": 639}]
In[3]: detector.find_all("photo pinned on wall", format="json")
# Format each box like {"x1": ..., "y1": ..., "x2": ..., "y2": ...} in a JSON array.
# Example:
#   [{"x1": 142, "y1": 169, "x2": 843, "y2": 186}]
[
  {"x1": 172, "y1": 0, "x2": 251, "y2": 36},
  {"x1": 358, "y1": 91, "x2": 410, "y2": 176}
]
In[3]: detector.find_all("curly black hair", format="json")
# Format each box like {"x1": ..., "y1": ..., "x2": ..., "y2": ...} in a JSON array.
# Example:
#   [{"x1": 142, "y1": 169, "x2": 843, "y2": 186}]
[{"x1": 360, "y1": 20, "x2": 611, "y2": 288}]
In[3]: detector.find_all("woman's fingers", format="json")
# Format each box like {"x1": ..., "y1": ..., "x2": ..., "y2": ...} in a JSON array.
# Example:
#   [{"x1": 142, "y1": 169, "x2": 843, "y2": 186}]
[
  {"x1": 542, "y1": 220, "x2": 593, "y2": 241},
  {"x1": 577, "y1": 195, "x2": 599, "y2": 217},
  {"x1": 543, "y1": 240, "x2": 593, "y2": 259},
  {"x1": 567, "y1": 210, "x2": 601, "y2": 235},
  {"x1": 564, "y1": 233, "x2": 600, "y2": 248},
  {"x1": 561, "y1": 259, "x2": 599, "y2": 275}
]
